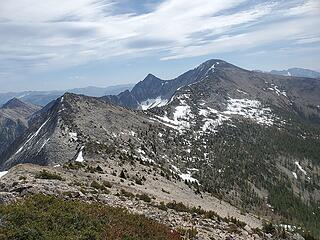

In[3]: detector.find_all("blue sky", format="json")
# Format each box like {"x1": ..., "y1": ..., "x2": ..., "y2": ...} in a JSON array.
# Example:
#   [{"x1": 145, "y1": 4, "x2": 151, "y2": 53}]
[{"x1": 0, "y1": 0, "x2": 319, "y2": 92}]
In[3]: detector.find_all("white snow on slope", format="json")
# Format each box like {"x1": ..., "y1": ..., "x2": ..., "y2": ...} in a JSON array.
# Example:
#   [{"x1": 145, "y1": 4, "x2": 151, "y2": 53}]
[
  {"x1": 236, "y1": 89, "x2": 248, "y2": 95},
  {"x1": 170, "y1": 165, "x2": 199, "y2": 183},
  {"x1": 267, "y1": 84, "x2": 287, "y2": 97},
  {"x1": 0, "y1": 171, "x2": 8, "y2": 178},
  {"x1": 295, "y1": 161, "x2": 307, "y2": 175},
  {"x1": 154, "y1": 97, "x2": 279, "y2": 133},
  {"x1": 140, "y1": 97, "x2": 168, "y2": 110},
  {"x1": 155, "y1": 104, "x2": 193, "y2": 131},
  {"x1": 208, "y1": 63, "x2": 215, "y2": 73},
  {"x1": 292, "y1": 172, "x2": 297, "y2": 179},
  {"x1": 202, "y1": 115, "x2": 228, "y2": 132},
  {"x1": 75, "y1": 146, "x2": 85, "y2": 162},
  {"x1": 15, "y1": 118, "x2": 51, "y2": 155},
  {"x1": 38, "y1": 138, "x2": 50, "y2": 153},
  {"x1": 69, "y1": 132, "x2": 78, "y2": 141},
  {"x1": 180, "y1": 171, "x2": 199, "y2": 183},
  {"x1": 224, "y1": 98, "x2": 274, "y2": 126}
]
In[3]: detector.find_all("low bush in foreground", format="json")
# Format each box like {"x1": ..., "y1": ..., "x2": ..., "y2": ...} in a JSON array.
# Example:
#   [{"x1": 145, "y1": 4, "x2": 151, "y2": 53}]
[
  {"x1": 35, "y1": 170, "x2": 64, "y2": 181},
  {"x1": 0, "y1": 194, "x2": 181, "y2": 240}
]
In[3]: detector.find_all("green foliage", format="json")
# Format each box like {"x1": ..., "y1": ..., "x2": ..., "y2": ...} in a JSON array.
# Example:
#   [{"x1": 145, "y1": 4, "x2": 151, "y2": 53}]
[
  {"x1": 35, "y1": 170, "x2": 63, "y2": 181},
  {"x1": 63, "y1": 161, "x2": 85, "y2": 170},
  {"x1": 136, "y1": 193, "x2": 152, "y2": 203},
  {"x1": 119, "y1": 189, "x2": 135, "y2": 199},
  {"x1": 262, "y1": 222, "x2": 276, "y2": 235},
  {"x1": 120, "y1": 170, "x2": 127, "y2": 179},
  {"x1": 176, "y1": 227, "x2": 198, "y2": 238},
  {"x1": 90, "y1": 181, "x2": 109, "y2": 193},
  {"x1": 0, "y1": 194, "x2": 181, "y2": 240},
  {"x1": 268, "y1": 185, "x2": 320, "y2": 238},
  {"x1": 166, "y1": 201, "x2": 190, "y2": 213}
]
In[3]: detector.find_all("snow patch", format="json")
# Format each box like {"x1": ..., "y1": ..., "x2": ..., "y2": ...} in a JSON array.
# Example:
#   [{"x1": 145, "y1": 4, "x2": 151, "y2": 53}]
[
  {"x1": 140, "y1": 97, "x2": 168, "y2": 110},
  {"x1": 170, "y1": 165, "x2": 199, "y2": 183},
  {"x1": 295, "y1": 161, "x2": 307, "y2": 175},
  {"x1": 267, "y1": 84, "x2": 287, "y2": 97},
  {"x1": 224, "y1": 98, "x2": 275, "y2": 126},
  {"x1": 38, "y1": 138, "x2": 50, "y2": 153},
  {"x1": 208, "y1": 63, "x2": 215, "y2": 72},
  {"x1": 75, "y1": 146, "x2": 85, "y2": 162},
  {"x1": 292, "y1": 172, "x2": 297, "y2": 179},
  {"x1": 0, "y1": 171, "x2": 8, "y2": 178},
  {"x1": 15, "y1": 118, "x2": 51, "y2": 155},
  {"x1": 154, "y1": 104, "x2": 193, "y2": 131},
  {"x1": 201, "y1": 115, "x2": 229, "y2": 132},
  {"x1": 236, "y1": 89, "x2": 248, "y2": 95},
  {"x1": 180, "y1": 171, "x2": 199, "y2": 183},
  {"x1": 69, "y1": 132, "x2": 78, "y2": 141}
]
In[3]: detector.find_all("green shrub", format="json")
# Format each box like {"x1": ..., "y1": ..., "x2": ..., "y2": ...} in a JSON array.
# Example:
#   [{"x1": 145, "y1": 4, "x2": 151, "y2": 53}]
[
  {"x1": 90, "y1": 181, "x2": 108, "y2": 192},
  {"x1": 157, "y1": 202, "x2": 168, "y2": 211},
  {"x1": 120, "y1": 170, "x2": 127, "y2": 179},
  {"x1": 18, "y1": 176, "x2": 27, "y2": 181},
  {"x1": 63, "y1": 161, "x2": 85, "y2": 170},
  {"x1": 35, "y1": 170, "x2": 63, "y2": 181},
  {"x1": 166, "y1": 201, "x2": 190, "y2": 213},
  {"x1": 102, "y1": 180, "x2": 112, "y2": 188},
  {"x1": 119, "y1": 189, "x2": 135, "y2": 199},
  {"x1": 136, "y1": 193, "x2": 152, "y2": 203},
  {"x1": 262, "y1": 222, "x2": 276, "y2": 235},
  {"x1": 0, "y1": 194, "x2": 181, "y2": 240},
  {"x1": 176, "y1": 227, "x2": 198, "y2": 238}
]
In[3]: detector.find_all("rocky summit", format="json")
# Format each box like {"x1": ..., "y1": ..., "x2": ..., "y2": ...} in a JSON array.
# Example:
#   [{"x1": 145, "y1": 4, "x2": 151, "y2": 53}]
[{"x1": 0, "y1": 59, "x2": 320, "y2": 240}]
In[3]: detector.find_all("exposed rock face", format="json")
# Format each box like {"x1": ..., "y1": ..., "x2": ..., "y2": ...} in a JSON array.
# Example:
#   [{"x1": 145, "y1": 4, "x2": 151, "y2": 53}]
[{"x1": 0, "y1": 98, "x2": 40, "y2": 156}]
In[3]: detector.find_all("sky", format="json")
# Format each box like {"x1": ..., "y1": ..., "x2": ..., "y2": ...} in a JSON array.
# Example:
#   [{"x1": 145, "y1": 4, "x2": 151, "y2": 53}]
[{"x1": 0, "y1": 0, "x2": 319, "y2": 92}]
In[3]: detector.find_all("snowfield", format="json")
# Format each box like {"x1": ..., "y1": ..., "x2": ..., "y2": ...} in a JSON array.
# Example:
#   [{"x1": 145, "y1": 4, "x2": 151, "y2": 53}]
[
  {"x1": 153, "y1": 97, "x2": 281, "y2": 134},
  {"x1": 224, "y1": 98, "x2": 275, "y2": 126},
  {"x1": 140, "y1": 97, "x2": 168, "y2": 110}
]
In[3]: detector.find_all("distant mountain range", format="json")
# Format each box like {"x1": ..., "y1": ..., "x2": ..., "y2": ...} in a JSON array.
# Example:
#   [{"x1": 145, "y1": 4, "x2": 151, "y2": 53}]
[
  {"x1": 0, "y1": 84, "x2": 134, "y2": 107},
  {"x1": 268, "y1": 67, "x2": 320, "y2": 78}
]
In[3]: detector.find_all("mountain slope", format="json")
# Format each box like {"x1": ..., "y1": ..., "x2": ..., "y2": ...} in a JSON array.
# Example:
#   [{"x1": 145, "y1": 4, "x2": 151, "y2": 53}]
[
  {"x1": 1, "y1": 60, "x2": 320, "y2": 237},
  {"x1": 0, "y1": 98, "x2": 40, "y2": 156},
  {"x1": 0, "y1": 93, "x2": 167, "y2": 169},
  {"x1": 270, "y1": 68, "x2": 320, "y2": 78}
]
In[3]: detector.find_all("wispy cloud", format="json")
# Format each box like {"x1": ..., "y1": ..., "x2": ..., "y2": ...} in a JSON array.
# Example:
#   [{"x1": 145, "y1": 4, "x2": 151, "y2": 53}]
[{"x1": 0, "y1": 0, "x2": 319, "y2": 74}]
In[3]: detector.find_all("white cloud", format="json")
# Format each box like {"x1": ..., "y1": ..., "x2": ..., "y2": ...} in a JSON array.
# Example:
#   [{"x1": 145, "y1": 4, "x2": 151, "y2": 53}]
[{"x1": 0, "y1": 0, "x2": 319, "y2": 73}]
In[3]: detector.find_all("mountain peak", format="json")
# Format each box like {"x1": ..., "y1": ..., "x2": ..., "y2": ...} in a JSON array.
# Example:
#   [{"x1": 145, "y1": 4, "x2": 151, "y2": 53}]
[
  {"x1": 141, "y1": 73, "x2": 162, "y2": 83},
  {"x1": 2, "y1": 98, "x2": 29, "y2": 109}
]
